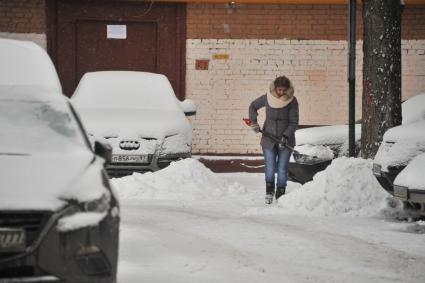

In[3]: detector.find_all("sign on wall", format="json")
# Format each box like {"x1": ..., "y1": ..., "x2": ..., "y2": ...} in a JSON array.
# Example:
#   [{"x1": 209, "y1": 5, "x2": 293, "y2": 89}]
[{"x1": 107, "y1": 25, "x2": 127, "y2": 39}]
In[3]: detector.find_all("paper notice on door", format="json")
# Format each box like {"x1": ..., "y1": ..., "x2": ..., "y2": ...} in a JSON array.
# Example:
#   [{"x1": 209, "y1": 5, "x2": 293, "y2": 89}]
[{"x1": 107, "y1": 25, "x2": 127, "y2": 39}]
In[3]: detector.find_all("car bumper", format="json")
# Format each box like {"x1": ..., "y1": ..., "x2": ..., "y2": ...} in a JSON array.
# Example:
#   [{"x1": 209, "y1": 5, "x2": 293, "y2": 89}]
[
  {"x1": 106, "y1": 152, "x2": 191, "y2": 177},
  {"x1": 372, "y1": 164, "x2": 405, "y2": 195},
  {"x1": 0, "y1": 208, "x2": 119, "y2": 283}
]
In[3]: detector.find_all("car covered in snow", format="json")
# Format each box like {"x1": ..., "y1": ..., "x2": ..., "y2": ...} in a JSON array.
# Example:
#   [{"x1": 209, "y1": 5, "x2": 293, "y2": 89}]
[
  {"x1": 0, "y1": 86, "x2": 119, "y2": 282},
  {"x1": 72, "y1": 71, "x2": 195, "y2": 177},
  {"x1": 288, "y1": 124, "x2": 361, "y2": 183},
  {"x1": 0, "y1": 38, "x2": 62, "y2": 93},
  {"x1": 373, "y1": 93, "x2": 425, "y2": 215}
]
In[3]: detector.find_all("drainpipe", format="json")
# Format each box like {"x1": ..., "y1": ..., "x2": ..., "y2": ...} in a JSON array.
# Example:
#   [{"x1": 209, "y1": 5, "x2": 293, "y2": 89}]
[{"x1": 348, "y1": 0, "x2": 356, "y2": 157}]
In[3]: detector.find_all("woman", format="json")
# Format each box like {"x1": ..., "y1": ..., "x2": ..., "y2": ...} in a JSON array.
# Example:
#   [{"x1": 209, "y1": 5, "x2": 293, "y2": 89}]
[{"x1": 249, "y1": 76, "x2": 299, "y2": 204}]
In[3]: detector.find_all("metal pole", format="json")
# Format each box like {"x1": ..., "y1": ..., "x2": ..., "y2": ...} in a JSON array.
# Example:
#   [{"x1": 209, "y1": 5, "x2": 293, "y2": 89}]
[{"x1": 348, "y1": 0, "x2": 356, "y2": 157}]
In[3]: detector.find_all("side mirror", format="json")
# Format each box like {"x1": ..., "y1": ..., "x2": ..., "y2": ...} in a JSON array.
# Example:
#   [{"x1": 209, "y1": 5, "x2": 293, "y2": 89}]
[
  {"x1": 94, "y1": 140, "x2": 112, "y2": 164},
  {"x1": 180, "y1": 99, "x2": 197, "y2": 116}
]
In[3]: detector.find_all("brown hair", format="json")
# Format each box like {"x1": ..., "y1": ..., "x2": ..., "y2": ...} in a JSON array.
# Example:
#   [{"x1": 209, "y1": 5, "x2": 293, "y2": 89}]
[{"x1": 274, "y1": 76, "x2": 290, "y2": 89}]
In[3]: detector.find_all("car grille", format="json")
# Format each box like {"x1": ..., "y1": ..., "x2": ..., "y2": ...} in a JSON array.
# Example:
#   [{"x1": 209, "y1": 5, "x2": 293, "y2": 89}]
[
  {"x1": 119, "y1": 140, "x2": 141, "y2": 150},
  {"x1": 0, "y1": 211, "x2": 51, "y2": 259}
]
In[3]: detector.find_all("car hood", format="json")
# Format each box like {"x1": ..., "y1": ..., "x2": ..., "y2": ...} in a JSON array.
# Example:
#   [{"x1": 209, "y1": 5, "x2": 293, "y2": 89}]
[
  {"x1": 394, "y1": 153, "x2": 425, "y2": 191},
  {"x1": 374, "y1": 121, "x2": 425, "y2": 171},
  {"x1": 76, "y1": 108, "x2": 191, "y2": 139},
  {"x1": 296, "y1": 124, "x2": 361, "y2": 146},
  {"x1": 0, "y1": 149, "x2": 104, "y2": 211}
]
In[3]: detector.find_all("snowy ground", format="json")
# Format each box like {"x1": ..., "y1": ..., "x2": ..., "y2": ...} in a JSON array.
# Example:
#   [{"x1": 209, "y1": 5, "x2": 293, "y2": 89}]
[{"x1": 113, "y1": 159, "x2": 425, "y2": 283}]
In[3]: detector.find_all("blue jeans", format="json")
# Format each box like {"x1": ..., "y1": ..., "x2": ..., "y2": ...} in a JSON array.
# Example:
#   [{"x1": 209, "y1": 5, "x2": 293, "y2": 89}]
[{"x1": 262, "y1": 145, "x2": 292, "y2": 188}]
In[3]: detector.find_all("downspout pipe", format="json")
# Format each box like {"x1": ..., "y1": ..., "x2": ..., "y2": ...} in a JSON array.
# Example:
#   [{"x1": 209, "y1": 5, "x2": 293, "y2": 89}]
[{"x1": 348, "y1": 0, "x2": 356, "y2": 157}]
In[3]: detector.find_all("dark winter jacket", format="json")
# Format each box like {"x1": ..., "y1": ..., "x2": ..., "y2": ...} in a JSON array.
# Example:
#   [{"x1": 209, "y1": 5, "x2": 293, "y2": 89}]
[{"x1": 248, "y1": 81, "x2": 299, "y2": 150}]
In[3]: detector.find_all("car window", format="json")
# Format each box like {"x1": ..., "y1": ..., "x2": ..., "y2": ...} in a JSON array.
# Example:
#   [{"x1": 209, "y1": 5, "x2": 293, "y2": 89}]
[
  {"x1": 0, "y1": 99, "x2": 87, "y2": 154},
  {"x1": 73, "y1": 72, "x2": 181, "y2": 111}
]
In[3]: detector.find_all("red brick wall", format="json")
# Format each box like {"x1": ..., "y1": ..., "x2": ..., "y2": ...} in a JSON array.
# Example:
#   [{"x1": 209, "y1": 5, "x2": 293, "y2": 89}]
[
  {"x1": 187, "y1": 4, "x2": 425, "y2": 40},
  {"x1": 1, "y1": 1, "x2": 423, "y2": 40},
  {"x1": 0, "y1": 0, "x2": 45, "y2": 33}
]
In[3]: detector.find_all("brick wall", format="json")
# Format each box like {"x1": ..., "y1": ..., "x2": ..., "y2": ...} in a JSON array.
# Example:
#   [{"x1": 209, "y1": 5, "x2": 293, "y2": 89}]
[
  {"x1": 186, "y1": 39, "x2": 425, "y2": 154},
  {"x1": 0, "y1": 0, "x2": 46, "y2": 47},
  {"x1": 187, "y1": 4, "x2": 425, "y2": 40},
  {"x1": 0, "y1": 0, "x2": 45, "y2": 33},
  {"x1": 186, "y1": 4, "x2": 425, "y2": 154}
]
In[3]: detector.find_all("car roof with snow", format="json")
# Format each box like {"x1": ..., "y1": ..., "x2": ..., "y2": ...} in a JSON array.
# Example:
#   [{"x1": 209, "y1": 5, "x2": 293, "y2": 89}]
[
  {"x1": 72, "y1": 71, "x2": 182, "y2": 111},
  {"x1": 402, "y1": 93, "x2": 425, "y2": 124},
  {"x1": 0, "y1": 84, "x2": 65, "y2": 101},
  {"x1": 0, "y1": 38, "x2": 62, "y2": 93}
]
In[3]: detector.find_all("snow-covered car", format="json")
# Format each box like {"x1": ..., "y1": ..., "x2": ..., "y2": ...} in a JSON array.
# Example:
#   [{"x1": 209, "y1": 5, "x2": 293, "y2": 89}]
[
  {"x1": 72, "y1": 71, "x2": 195, "y2": 177},
  {"x1": 0, "y1": 38, "x2": 62, "y2": 92},
  {"x1": 373, "y1": 93, "x2": 425, "y2": 214},
  {"x1": 288, "y1": 124, "x2": 361, "y2": 183},
  {"x1": 0, "y1": 86, "x2": 119, "y2": 282}
]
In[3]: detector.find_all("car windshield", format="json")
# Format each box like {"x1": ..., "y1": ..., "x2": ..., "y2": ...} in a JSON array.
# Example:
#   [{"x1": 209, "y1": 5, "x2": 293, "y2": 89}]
[
  {"x1": 0, "y1": 99, "x2": 87, "y2": 154},
  {"x1": 73, "y1": 72, "x2": 181, "y2": 111}
]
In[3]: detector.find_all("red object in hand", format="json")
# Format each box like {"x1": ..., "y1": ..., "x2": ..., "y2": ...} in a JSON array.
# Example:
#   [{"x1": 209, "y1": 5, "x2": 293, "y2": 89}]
[{"x1": 242, "y1": 118, "x2": 252, "y2": 126}]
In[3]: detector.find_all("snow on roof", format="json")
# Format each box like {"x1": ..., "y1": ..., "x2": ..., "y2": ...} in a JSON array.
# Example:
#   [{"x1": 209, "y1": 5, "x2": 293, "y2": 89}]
[
  {"x1": 394, "y1": 153, "x2": 425, "y2": 191},
  {"x1": 72, "y1": 71, "x2": 181, "y2": 111},
  {"x1": 112, "y1": 158, "x2": 246, "y2": 201},
  {"x1": 295, "y1": 124, "x2": 361, "y2": 145},
  {"x1": 0, "y1": 38, "x2": 62, "y2": 93},
  {"x1": 247, "y1": 157, "x2": 388, "y2": 217},
  {"x1": 402, "y1": 93, "x2": 425, "y2": 124}
]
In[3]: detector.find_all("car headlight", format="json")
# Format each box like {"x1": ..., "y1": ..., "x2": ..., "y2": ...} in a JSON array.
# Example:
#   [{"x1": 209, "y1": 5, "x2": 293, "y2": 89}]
[
  {"x1": 161, "y1": 133, "x2": 191, "y2": 155},
  {"x1": 82, "y1": 193, "x2": 110, "y2": 213},
  {"x1": 60, "y1": 164, "x2": 112, "y2": 214}
]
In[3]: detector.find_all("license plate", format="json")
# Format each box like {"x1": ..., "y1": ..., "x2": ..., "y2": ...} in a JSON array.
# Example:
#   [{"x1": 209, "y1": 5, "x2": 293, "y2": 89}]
[
  {"x1": 394, "y1": 185, "x2": 408, "y2": 200},
  {"x1": 0, "y1": 228, "x2": 26, "y2": 252},
  {"x1": 112, "y1": 154, "x2": 148, "y2": 163}
]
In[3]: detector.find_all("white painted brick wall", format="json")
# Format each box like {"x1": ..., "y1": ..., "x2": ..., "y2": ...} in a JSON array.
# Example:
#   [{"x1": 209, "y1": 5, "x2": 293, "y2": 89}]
[{"x1": 186, "y1": 39, "x2": 425, "y2": 154}]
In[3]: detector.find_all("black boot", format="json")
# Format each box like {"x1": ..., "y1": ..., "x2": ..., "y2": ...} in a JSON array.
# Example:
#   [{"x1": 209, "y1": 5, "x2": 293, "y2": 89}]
[
  {"x1": 275, "y1": 187, "x2": 286, "y2": 200},
  {"x1": 265, "y1": 182, "x2": 275, "y2": 204}
]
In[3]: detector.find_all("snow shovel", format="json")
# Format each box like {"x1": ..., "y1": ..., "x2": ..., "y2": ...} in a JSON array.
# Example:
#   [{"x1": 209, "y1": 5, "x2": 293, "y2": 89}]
[{"x1": 242, "y1": 118, "x2": 319, "y2": 161}]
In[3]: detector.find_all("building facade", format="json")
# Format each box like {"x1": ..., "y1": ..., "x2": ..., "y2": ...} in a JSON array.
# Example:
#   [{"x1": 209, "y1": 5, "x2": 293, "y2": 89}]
[{"x1": 1, "y1": 0, "x2": 424, "y2": 154}]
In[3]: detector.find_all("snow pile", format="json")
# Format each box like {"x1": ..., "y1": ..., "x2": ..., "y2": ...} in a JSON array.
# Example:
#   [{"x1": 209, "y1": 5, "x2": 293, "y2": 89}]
[
  {"x1": 402, "y1": 93, "x2": 425, "y2": 124},
  {"x1": 249, "y1": 157, "x2": 388, "y2": 217},
  {"x1": 112, "y1": 158, "x2": 246, "y2": 201}
]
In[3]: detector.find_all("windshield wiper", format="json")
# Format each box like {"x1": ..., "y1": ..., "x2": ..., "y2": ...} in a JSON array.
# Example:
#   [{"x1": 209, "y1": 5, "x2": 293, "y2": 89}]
[{"x1": 0, "y1": 152, "x2": 30, "y2": 156}]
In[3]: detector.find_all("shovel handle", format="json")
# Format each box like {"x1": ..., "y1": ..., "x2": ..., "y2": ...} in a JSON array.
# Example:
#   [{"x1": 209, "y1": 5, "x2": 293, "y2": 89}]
[{"x1": 243, "y1": 118, "x2": 296, "y2": 152}]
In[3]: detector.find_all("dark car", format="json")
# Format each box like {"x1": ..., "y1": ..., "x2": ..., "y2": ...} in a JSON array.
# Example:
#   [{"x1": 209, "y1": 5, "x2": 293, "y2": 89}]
[
  {"x1": 373, "y1": 120, "x2": 425, "y2": 215},
  {"x1": 0, "y1": 86, "x2": 119, "y2": 283},
  {"x1": 288, "y1": 124, "x2": 361, "y2": 183},
  {"x1": 392, "y1": 153, "x2": 425, "y2": 215},
  {"x1": 372, "y1": 93, "x2": 425, "y2": 215}
]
